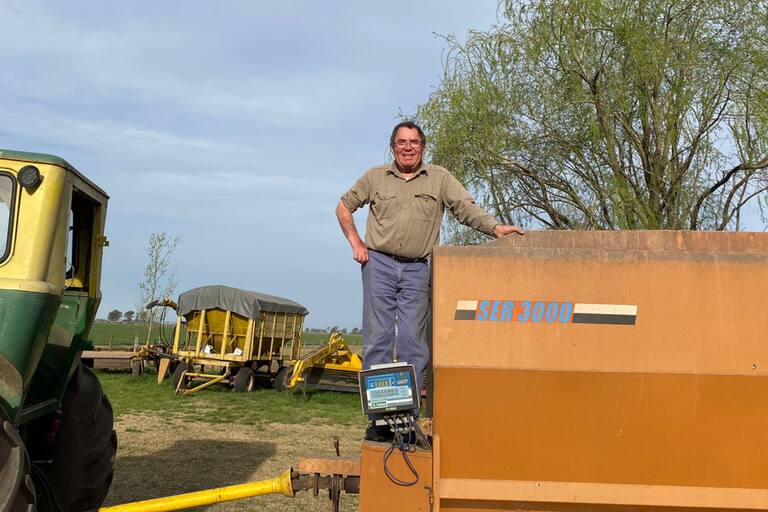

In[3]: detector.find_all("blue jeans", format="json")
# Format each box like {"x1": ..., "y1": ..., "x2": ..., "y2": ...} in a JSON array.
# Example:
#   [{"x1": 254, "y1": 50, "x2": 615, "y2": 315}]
[{"x1": 361, "y1": 250, "x2": 430, "y2": 412}]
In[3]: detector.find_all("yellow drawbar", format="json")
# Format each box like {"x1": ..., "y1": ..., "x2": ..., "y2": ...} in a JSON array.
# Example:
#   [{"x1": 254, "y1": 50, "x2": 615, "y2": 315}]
[{"x1": 99, "y1": 469, "x2": 294, "y2": 512}]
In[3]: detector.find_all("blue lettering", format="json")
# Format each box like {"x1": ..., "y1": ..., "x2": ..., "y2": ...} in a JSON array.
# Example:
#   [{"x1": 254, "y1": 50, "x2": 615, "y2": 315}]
[
  {"x1": 559, "y1": 302, "x2": 573, "y2": 323},
  {"x1": 517, "y1": 301, "x2": 532, "y2": 322},
  {"x1": 532, "y1": 302, "x2": 545, "y2": 323},
  {"x1": 545, "y1": 302, "x2": 558, "y2": 323},
  {"x1": 500, "y1": 301, "x2": 515, "y2": 321},
  {"x1": 477, "y1": 300, "x2": 491, "y2": 321},
  {"x1": 490, "y1": 301, "x2": 502, "y2": 321}
]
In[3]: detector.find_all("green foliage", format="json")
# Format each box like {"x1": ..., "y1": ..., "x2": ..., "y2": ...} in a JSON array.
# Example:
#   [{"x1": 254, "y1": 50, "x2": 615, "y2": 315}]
[
  {"x1": 97, "y1": 371, "x2": 365, "y2": 427},
  {"x1": 418, "y1": 0, "x2": 768, "y2": 236}
]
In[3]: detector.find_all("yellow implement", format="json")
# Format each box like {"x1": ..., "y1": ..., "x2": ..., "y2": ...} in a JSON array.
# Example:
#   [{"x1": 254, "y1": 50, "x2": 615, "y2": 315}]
[
  {"x1": 100, "y1": 459, "x2": 361, "y2": 512},
  {"x1": 99, "y1": 469, "x2": 294, "y2": 512},
  {"x1": 175, "y1": 370, "x2": 230, "y2": 396},
  {"x1": 284, "y1": 332, "x2": 362, "y2": 392}
]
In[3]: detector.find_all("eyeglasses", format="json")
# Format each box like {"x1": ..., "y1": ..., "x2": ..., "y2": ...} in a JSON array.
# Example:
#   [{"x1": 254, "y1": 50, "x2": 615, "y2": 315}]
[{"x1": 394, "y1": 139, "x2": 423, "y2": 149}]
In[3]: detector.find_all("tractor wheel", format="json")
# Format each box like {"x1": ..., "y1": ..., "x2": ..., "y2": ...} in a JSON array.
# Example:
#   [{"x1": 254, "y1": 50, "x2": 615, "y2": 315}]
[
  {"x1": 171, "y1": 362, "x2": 189, "y2": 391},
  {"x1": 233, "y1": 367, "x2": 255, "y2": 392},
  {"x1": 43, "y1": 362, "x2": 117, "y2": 512},
  {"x1": 273, "y1": 367, "x2": 292, "y2": 392},
  {"x1": 0, "y1": 416, "x2": 35, "y2": 512}
]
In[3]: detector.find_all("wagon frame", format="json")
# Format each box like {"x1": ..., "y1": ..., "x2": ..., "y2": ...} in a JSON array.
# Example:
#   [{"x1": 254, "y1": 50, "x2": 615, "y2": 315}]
[{"x1": 170, "y1": 285, "x2": 308, "y2": 393}]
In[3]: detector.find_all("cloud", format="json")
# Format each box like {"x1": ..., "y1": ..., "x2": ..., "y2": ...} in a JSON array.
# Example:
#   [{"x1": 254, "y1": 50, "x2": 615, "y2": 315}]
[{"x1": 1, "y1": 0, "x2": 503, "y2": 327}]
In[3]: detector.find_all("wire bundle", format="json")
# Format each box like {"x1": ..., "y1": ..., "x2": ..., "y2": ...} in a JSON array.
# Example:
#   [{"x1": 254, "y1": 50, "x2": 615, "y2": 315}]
[{"x1": 382, "y1": 414, "x2": 431, "y2": 487}]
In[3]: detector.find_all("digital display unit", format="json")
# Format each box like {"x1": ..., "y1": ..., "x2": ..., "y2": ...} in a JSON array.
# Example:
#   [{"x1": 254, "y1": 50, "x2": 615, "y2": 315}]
[{"x1": 359, "y1": 364, "x2": 419, "y2": 416}]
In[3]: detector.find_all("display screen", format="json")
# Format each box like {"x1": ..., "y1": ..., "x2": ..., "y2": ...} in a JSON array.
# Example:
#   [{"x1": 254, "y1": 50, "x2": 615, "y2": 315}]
[{"x1": 362, "y1": 369, "x2": 416, "y2": 413}]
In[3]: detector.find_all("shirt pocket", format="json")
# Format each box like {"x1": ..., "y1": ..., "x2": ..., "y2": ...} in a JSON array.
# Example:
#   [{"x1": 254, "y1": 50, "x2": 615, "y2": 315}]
[
  {"x1": 413, "y1": 193, "x2": 438, "y2": 220},
  {"x1": 371, "y1": 192, "x2": 398, "y2": 220}
]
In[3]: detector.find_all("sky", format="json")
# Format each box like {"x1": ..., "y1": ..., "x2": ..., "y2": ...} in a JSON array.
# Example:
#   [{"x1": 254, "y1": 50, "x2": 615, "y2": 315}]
[{"x1": 0, "y1": 1, "x2": 504, "y2": 328}]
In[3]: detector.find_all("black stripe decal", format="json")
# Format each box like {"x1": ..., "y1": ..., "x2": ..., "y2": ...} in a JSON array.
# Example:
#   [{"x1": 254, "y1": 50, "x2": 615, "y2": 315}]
[
  {"x1": 572, "y1": 313, "x2": 636, "y2": 325},
  {"x1": 454, "y1": 310, "x2": 476, "y2": 321}
]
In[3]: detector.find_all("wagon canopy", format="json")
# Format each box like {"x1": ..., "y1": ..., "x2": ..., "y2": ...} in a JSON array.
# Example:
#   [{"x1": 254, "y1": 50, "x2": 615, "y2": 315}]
[{"x1": 177, "y1": 285, "x2": 308, "y2": 321}]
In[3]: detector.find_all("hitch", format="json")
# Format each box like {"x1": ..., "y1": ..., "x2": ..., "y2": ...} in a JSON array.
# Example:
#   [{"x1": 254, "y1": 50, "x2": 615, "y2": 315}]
[{"x1": 99, "y1": 457, "x2": 361, "y2": 512}]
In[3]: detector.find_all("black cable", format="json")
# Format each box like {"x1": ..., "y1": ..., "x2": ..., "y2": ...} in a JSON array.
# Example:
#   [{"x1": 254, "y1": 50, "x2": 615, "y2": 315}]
[
  {"x1": 382, "y1": 415, "x2": 420, "y2": 486},
  {"x1": 413, "y1": 417, "x2": 432, "y2": 450},
  {"x1": 158, "y1": 305, "x2": 168, "y2": 346},
  {"x1": 383, "y1": 440, "x2": 419, "y2": 486}
]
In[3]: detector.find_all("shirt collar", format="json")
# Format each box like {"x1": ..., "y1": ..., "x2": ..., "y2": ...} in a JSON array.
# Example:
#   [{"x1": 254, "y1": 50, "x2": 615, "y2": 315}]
[{"x1": 387, "y1": 161, "x2": 429, "y2": 180}]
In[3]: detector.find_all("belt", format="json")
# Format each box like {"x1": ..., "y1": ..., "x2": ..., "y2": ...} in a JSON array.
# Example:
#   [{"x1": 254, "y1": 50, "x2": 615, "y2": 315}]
[{"x1": 374, "y1": 250, "x2": 428, "y2": 264}]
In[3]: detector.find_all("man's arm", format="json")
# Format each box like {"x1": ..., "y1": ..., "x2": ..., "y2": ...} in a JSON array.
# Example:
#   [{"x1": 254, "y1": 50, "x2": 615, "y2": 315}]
[
  {"x1": 336, "y1": 201, "x2": 369, "y2": 263},
  {"x1": 443, "y1": 173, "x2": 525, "y2": 238}
]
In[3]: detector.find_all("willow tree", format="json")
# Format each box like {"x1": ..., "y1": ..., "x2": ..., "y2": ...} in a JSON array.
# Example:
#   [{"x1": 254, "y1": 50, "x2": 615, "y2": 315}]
[{"x1": 417, "y1": 0, "x2": 768, "y2": 238}]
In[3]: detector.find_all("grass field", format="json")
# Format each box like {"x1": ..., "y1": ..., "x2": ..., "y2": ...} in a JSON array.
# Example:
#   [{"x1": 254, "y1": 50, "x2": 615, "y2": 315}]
[
  {"x1": 90, "y1": 321, "x2": 362, "y2": 348},
  {"x1": 99, "y1": 369, "x2": 366, "y2": 511},
  {"x1": 99, "y1": 371, "x2": 363, "y2": 426}
]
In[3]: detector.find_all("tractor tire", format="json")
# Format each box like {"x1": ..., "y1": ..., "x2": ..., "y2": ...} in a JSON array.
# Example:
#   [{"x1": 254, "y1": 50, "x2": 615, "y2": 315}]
[
  {"x1": 171, "y1": 362, "x2": 189, "y2": 391},
  {"x1": 233, "y1": 367, "x2": 255, "y2": 392},
  {"x1": 273, "y1": 367, "x2": 292, "y2": 392},
  {"x1": 0, "y1": 417, "x2": 35, "y2": 512},
  {"x1": 43, "y1": 362, "x2": 116, "y2": 512}
]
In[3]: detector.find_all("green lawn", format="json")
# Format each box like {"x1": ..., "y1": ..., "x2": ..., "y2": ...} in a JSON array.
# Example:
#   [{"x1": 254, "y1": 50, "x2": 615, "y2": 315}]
[
  {"x1": 97, "y1": 371, "x2": 366, "y2": 428},
  {"x1": 90, "y1": 322, "x2": 362, "y2": 348}
]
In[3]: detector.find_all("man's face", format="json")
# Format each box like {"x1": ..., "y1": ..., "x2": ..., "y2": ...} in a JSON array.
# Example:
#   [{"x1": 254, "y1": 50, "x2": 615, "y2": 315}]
[{"x1": 393, "y1": 127, "x2": 423, "y2": 172}]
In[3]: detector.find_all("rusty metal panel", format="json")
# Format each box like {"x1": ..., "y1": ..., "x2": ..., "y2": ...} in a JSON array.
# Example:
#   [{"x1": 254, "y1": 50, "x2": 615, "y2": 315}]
[
  {"x1": 298, "y1": 456, "x2": 360, "y2": 476},
  {"x1": 359, "y1": 441, "x2": 432, "y2": 511},
  {"x1": 431, "y1": 231, "x2": 768, "y2": 510}
]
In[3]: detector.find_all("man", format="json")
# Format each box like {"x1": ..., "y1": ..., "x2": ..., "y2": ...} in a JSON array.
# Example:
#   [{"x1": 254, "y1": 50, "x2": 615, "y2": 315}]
[{"x1": 336, "y1": 121, "x2": 523, "y2": 440}]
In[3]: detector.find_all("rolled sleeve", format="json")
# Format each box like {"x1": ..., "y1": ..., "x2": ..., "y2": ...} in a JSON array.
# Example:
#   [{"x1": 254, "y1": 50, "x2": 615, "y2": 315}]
[
  {"x1": 340, "y1": 173, "x2": 372, "y2": 213},
  {"x1": 443, "y1": 174, "x2": 498, "y2": 235}
]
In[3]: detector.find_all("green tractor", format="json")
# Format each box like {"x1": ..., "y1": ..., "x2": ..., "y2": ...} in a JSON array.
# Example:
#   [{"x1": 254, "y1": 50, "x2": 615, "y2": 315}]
[{"x1": 0, "y1": 150, "x2": 116, "y2": 511}]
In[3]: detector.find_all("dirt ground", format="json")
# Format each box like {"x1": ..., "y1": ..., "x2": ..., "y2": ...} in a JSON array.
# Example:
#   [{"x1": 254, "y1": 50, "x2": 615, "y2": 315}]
[{"x1": 104, "y1": 413, "x2": 361, "y2": 511}]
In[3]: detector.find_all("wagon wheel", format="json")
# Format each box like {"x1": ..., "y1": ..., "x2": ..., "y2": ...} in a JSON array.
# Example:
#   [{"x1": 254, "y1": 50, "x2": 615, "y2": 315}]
[
  {"x1": 273, "y1": 366, "x2": 292, "y2": 392},
  {"x1": 167, "y1": 358, "x2": 179, "y2": 376},
  {"x1": 171, "y1": 362, "x2": 190, "y2": 392},
  {"x1": 233, "y1": 366, "x2": 255, "y2": 392}
]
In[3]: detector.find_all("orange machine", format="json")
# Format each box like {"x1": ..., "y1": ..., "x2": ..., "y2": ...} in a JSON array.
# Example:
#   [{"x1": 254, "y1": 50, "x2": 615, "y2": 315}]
[{"x1": 361, "y1": 230, "x2": 768, "y2": 511}]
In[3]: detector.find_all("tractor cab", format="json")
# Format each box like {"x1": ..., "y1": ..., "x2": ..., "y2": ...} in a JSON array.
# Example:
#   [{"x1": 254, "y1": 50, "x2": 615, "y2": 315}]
[{"x1": 0, "y1": 149, "x2": 109, "y2": 424}]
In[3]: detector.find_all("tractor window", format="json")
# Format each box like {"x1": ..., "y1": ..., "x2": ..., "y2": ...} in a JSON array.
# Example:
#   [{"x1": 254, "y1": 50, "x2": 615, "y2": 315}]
[
  {"x1": 0, "y1": 174, "x2": 15, "y2": 262},
  {"x1": 65, "y1": 209, "x2": 74, "y2": 281},
  {"x1": 64, "y1": 191, "x2": 95, "y2": 290}
]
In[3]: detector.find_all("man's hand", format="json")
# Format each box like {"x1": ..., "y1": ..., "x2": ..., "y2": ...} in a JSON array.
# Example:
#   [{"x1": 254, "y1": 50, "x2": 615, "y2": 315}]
[
  {"x1": 336, "y1": 201, "x2": 370, "y2": 263},
  {"x1": 351, "y1": 241, "x2": 369, "y2": 263},
  {"x1": 492, "y1": 224, "x2": 525, "y2": 237}
]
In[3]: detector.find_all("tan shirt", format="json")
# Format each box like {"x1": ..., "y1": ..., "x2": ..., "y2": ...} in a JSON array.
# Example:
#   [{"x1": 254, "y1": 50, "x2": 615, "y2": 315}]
[{"x1": 341, "y1": 162, "x2": 498, "y2": 259}]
